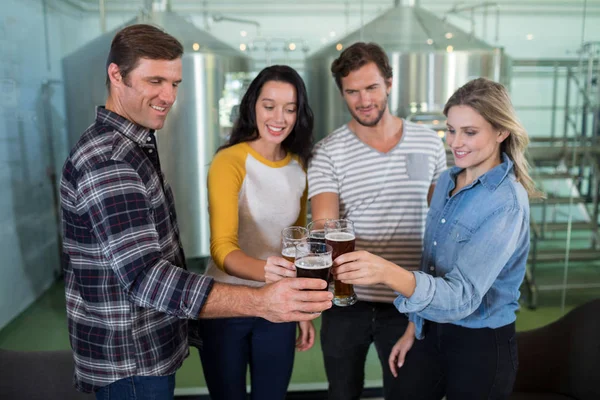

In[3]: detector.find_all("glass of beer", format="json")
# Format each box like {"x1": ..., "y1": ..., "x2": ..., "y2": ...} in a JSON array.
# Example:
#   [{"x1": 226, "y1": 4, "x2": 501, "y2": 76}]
[
  {"x1": 307, "y1": 219, "x2": 328, "y2": 245},
  {"x1": 324, "y1": 219, "x2": 357, "y2": 306},
  {"x1": 281, "y1": 226, "x2": 308, "y2": 264},
  {"x1": 294, "y1": 241, "x2": 333, "y2": 290}
]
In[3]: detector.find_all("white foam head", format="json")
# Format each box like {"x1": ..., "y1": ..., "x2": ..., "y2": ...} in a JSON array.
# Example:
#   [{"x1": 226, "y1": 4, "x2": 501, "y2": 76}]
[
  {"x1": 325, "y1": 232, "x2": 355, "y2": 242},
  {"x1": 295, "y1": 256, "x2": 332, "y2": 269}
]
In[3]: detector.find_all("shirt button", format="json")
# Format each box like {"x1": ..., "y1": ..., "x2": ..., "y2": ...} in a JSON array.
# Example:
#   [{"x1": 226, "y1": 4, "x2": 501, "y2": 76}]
[
  {"x1": 433, "y1": 241, "x2": 437, "y2": 246},
  {"x1": 147, "y1": 137, "x2": 152, "y2": 142},
  {"x1": 429, "y1": 266, "x2": 435, "y2": 271},
  {"x1": 441, "y1": 218, "x2": 446, "y2": 224},
  {"x1": 148, "y1": 149, "x2": 154, "y2": 153}
]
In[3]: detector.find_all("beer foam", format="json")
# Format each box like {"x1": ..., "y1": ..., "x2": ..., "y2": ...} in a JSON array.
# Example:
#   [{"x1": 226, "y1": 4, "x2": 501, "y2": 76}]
[
  {"x1": 295, "y1": 256, "x2": 332, "y2": 269},
  {"x1": 325, "y1": 232, "x2": 355, "y2": 242},
  {"x1": 282, "y1": 247, "x2": 295, "y2": 258}
]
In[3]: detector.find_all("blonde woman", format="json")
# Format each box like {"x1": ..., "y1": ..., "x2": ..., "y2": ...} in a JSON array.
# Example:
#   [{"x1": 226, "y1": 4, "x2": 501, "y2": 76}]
[{"x1": 332, "y1": 78, "x2": 542, "y2": 399}]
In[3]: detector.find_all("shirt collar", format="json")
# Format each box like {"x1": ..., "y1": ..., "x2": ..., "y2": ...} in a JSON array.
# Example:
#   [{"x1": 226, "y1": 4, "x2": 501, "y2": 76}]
[
  {"x1": 96, "y1": 106, "x2": 155, "y2": 146},
  {"x1": 448, "y1": 153, "x2": 514, "y2": 192}
]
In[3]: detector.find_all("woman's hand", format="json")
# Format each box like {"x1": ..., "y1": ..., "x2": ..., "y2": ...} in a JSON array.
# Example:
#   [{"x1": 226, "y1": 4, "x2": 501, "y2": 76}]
[
  {"x1": 264, "y1": 256, "x2": 296, "y2": 283},
  {"x1": 388, "y1": 323, "x2": 416, "y2": 377},
  {"x1": 332, "y1": 250, "x2": 394, "y2": 286},
  {"x1": 296, "y1": 320, "x2": 315, "y2": 351}
]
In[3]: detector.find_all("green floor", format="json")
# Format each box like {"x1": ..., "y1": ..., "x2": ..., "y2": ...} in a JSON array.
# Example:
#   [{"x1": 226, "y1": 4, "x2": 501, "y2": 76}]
[{"x1": 1, "y1": 263, "x2": 598, "y2": 393}]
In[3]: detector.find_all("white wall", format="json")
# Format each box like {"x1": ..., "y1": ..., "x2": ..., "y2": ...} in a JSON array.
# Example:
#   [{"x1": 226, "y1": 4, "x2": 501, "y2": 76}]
[{"x1": 0, "y1": 0, "x2": 79, "y2": 329}]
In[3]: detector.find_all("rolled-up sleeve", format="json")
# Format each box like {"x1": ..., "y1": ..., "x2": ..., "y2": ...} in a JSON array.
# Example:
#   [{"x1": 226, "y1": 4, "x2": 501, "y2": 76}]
[
  {"x1": 79, "y1": 160, "x2": 213, "y2": 319},
  {"x1": 395, "y1": 205, "x2": 525, "y2": 323}
]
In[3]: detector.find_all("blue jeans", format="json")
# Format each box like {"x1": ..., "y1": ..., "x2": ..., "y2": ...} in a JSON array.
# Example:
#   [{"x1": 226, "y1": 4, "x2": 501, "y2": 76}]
[
  {"x1": 321, "y1": 301, "x2": 409, "y2": 400},
  {"x1": 198, "y1": 317, "x2": 296, "y2": 400},
  {"x1": 395, "y1": 321, "x2": 518, "y2": 400},
  {"x1": 95, "y1": 374, "x2": 175, "y2": 400}
]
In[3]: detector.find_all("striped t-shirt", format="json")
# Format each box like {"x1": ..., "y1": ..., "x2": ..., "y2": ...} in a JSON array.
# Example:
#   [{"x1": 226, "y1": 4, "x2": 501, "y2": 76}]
[{"x1": 308, "y1": 120, "x2": 446, "y2": 303}]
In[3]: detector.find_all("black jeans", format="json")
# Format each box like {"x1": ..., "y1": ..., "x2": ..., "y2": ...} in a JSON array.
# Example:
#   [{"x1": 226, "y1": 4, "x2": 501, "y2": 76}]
[
  {"x1": 396, "y1": 321, "x2": 518, "y2": 400},
  {"x1": 321, "y1": 301, "x2": 409, "y2": 400}
]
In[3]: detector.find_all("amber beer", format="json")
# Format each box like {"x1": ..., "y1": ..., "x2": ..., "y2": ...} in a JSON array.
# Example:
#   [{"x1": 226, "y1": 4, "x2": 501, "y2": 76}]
[
  {"x1": 294, "y1": 256, "x2": 332, "y2": 290},
  {"x1": 282, "y1": 247, "x2": 295, "y2": 263},
  {"x1": 281, "y1": 226, "x2": 308, "y2": 264},
  {"x1": 325, "y1": 231, "x2": 356, "y2": 301}
]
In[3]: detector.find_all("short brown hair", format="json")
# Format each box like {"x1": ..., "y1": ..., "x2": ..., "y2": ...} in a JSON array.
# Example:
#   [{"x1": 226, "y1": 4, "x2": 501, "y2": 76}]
[
  {"x1": 330, "y1": 42, "x2": 392, "y2": 91},
  {"x1": 105, "y1": 24, "x2": 183, "y2": 90}
]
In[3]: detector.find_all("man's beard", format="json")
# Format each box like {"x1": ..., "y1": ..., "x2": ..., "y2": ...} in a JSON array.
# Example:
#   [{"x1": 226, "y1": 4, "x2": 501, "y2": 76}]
[{"x1": 347, "y1": 94, "x2": 389, "y2": 127}]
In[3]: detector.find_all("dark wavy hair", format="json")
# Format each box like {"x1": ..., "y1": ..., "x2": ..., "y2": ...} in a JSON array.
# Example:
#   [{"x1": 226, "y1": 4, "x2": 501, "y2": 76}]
[{"x1": 219, "y1": 65, "x2": 314, "y2": 168}]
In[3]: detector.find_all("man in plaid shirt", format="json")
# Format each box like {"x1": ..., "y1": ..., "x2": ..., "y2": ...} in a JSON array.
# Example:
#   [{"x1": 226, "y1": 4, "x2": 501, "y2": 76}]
[{"x1": 60, "y1": 24, "x2": 332, "y2": 398}]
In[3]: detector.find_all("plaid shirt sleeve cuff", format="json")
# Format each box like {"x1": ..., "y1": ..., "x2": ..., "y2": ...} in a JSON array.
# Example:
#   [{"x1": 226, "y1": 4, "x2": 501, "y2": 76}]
[{"x1": 182, "y1": 273, "x2": 215, "y2": 319}]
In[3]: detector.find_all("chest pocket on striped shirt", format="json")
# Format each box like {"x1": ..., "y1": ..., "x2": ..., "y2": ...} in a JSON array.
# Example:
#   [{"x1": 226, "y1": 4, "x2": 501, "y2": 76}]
[{"x1": 406, "y1": 153, "x2": 431, "y2": 181}]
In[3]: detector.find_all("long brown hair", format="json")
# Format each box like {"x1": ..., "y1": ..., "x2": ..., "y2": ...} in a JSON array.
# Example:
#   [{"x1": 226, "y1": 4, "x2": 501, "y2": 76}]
[{"x1": 444, "y1": 78, "x2": 544, "y2": 199}]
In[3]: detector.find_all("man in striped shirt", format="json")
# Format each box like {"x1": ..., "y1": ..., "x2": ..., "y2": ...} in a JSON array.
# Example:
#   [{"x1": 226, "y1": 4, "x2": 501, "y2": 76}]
[
  {"x1": 308, "y1": 42, "x2": 446, "y2": 399},
  {"x1": 61, "y1": 24, "x2": 332, "y2": 398}
]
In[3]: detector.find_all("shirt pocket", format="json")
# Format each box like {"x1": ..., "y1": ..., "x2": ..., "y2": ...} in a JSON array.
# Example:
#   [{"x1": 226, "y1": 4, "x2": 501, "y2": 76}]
[
  {"x1": 449, "y1": 221, "x2": 473, "y2": 243},
  {"x1": 406, "y1": 153, "x2": 431, "y2": 181}
]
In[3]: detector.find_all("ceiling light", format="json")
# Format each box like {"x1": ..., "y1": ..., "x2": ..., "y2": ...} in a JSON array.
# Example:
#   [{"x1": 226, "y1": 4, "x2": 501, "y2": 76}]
[
  {"x1": 239, "y1": 43, "x2": 247, "y2": 51},
  {"x1": 192, "y1": 43, "x2": 200, "y2": 51},
  {"x1": 288, "y1": 43, "x2": 296, "y2": 51},
  {"x1": 445, "y1": 32, "x2": 453, "y2": 39},
  {"x1": 426, "y1": 38, "x2": 433, "y2": 45},
  {"x1": 240, "y1": 30, "x2": 247, "y2": 37},
  {"x1": 526, "y1": 34, "x2": 534, "y2": 40},
  {"x1": 446, "y1": 45, "x2": 454, "y2": 53},
  {"x1": 336, "y1": 43, "x2": 343, "y2": 51}
]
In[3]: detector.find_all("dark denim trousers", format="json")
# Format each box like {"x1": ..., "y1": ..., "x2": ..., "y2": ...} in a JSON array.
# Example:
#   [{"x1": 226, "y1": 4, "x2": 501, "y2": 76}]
[
  {"x1": 198, "y1": 317, "x2": 296, "y2": 400},
  {"x1": 320, "y1": 300, "x2": 409, "y2": 400},
  {"x1": 395, "y1": 321, "x2": 518, "y2": 400},
  {"x1": 94, "y1": 374, "x2": 175, "y2": 400}
]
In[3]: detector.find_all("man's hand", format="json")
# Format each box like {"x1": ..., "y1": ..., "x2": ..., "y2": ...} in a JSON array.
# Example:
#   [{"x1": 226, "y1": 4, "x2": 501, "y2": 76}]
[
  {"x1": 257, "y1": 278, "x2": 333, "y2": 322},
  {"x1": 264, "y1": 256, "x2": 296, "y2": 283}
]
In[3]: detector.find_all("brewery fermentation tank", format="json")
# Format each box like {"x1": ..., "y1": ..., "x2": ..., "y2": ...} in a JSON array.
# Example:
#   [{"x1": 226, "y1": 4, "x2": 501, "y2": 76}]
[
  {"x1": 63, "y1": 12, "x2": 251, "y2": 260},
  {"x1": 305, "y1": 6, "x2": 511, "y2": 140}
]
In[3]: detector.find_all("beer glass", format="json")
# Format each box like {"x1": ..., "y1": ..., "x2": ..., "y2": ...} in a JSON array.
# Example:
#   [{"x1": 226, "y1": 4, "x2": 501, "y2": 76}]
[
  {"x1": 281, "y1": 226, "x2": 308, "y2": 263},
  {"x1": 294, "y1": 241, "x2": 333, "y2": 290},
  {"x1": 307, "y1": 219, "x2": 328, "y2": 245},
  {"x1": 324, "y1": 219, "x2": 357, "y2": 306}
]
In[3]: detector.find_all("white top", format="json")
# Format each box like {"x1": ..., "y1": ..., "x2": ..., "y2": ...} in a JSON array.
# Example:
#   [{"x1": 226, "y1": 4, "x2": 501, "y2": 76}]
[{"x1": 205, "y1": 142, "x2": 307, "y2": 287}]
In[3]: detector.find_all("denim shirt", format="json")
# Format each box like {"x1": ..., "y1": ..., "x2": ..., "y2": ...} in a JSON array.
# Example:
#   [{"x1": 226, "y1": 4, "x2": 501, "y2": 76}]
[{"x1": 394, "y1": 154, "x2": 530, "y2": 339}]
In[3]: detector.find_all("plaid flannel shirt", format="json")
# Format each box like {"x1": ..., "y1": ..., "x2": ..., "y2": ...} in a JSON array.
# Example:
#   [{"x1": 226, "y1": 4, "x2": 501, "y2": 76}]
[{"x1": 60, "y1": 107, "x2": 214, "y2": 393}]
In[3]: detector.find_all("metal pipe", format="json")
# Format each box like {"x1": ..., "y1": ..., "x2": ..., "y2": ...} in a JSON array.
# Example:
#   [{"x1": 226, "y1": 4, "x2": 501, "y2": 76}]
[
  {"x1": 495, "y1": 5, "x2": 500, "y2": 43},
  {"x1": 564, "y1": 68, "x2": 572, "y2": 142},
  {"x1": 360, "y1": 0, "x2": 364, "y2": 42},
  {"x1": 483, "y1": 5, "x2": 488, "y2": 42},
  {"x1": 99, "y1": 0, "x2": 106, "y2": 33},
  {"x1": 42, "y1": 0, "x2": 52, "y2": 71},
  {"x1": 212, "y1": 14, "x2": 261, "y2": 36},
  {"x1": 551, "y1": 62, "x2": 558, "y2": 138}
]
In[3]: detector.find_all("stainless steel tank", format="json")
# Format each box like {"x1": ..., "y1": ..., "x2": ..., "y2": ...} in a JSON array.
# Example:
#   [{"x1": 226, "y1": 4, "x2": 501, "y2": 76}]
[
  {"x1": 63, "y1": 12, "x2": 251, "y2": 260},
  {"x1": 305, "y1": 6, "x2": 511, "y2": 140}
]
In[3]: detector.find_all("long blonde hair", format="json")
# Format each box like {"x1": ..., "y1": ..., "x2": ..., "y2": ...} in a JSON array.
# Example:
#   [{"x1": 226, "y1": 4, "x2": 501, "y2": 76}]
[{"x1": 443, "y1": 78, "x2": 544, "y2": 199}]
